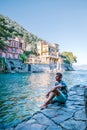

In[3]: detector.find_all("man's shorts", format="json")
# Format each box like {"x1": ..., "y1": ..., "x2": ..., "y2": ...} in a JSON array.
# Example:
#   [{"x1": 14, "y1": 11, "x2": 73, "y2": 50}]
[{"x1": 52, "y1": 90, "x2": 67, "y2": 103}]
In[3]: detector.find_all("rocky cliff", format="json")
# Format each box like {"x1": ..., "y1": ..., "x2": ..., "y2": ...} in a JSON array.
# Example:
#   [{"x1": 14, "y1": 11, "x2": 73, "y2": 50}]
[{"x1": 62, "y1": 63, "x2": 74, "y2": 71}]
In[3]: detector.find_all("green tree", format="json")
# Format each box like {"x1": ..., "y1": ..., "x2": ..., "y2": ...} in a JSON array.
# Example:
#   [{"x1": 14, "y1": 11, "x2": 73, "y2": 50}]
[
  {"x1": 23, "y1": 33, "x2": 30, "y2": 48},
  {"x1": 0, "y1": 15, "x2": 10, "y2": 51},
  {"x1": 0, "y1": 40, "x2": 7, "y2": 51},
  {"x1": 31, "y1": 42, "x2": 39, "y2": 56},
  {"x1": 0, "y1": 57, "x2": 6, "y2": 72},
  {"x1": 61, "y1": 52, "x2": 77, "y2": 64},
  {"x1": 19, "y1": 54, "x2": 27, "y2": 63}
]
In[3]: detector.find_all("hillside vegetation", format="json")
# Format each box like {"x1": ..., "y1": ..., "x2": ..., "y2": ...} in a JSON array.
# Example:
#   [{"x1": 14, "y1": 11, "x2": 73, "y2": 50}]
[{"x1": 0, "y1": 14, "x2": 42, "y2": 51}]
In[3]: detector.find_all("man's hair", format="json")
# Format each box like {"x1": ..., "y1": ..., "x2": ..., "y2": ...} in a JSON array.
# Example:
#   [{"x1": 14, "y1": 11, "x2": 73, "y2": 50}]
[{"x1": 56, "y1": 72, "x2": 62, "y2": 77}]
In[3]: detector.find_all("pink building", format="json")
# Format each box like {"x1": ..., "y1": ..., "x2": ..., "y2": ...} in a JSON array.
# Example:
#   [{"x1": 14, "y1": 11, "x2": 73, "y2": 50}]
[{"x1": 0, "y1": 37, "x2": 25, "y2": 59}]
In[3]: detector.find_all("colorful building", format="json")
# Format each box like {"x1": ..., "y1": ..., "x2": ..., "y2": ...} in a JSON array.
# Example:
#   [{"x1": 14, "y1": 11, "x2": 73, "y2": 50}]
[
  {"x1": 37, "y1": 41, "x2": 59, "y2": 64},
  {"x1": 0, "y1": 37, "x2": 25, "y2": 59},
  {"x1": 25, "y1": 41, "x2": 60, "y2": 65}
]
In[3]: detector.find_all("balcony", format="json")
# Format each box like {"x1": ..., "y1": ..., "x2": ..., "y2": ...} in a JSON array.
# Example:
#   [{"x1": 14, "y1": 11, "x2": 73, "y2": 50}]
[{"x1": 42, "y1": 54, "x2": 59, "y2": 59}]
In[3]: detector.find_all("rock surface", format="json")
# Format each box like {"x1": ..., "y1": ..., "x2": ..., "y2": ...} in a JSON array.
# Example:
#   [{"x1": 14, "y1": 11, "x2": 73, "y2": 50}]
[
  {"x1": 12, "y1": 85, "x2": 87, "y2": 130},
  {"x1": 61, "y1": 63, "x2": 74, "y2": 71}
]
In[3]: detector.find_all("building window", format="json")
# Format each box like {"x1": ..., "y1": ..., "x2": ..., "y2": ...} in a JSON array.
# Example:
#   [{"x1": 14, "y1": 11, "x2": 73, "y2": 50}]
[
  {"x1": 14, "y1": 42, "x2": 18, "y2": 47},
  {"x1": 11, "y1": 41, "x2": 14, "y2": 47},
  {"x1": 19, "y1": 43, "x2": 22, "y2": 48},
  {"x1": 8, "y1": 47, "x2": 12, "y2": 53},
  {"x1": 12, "y1": 48, "x2": 16, "y2": 53}
]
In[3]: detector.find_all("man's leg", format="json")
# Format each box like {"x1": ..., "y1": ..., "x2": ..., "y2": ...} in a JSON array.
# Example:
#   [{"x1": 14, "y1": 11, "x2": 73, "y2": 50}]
[
  {"x1": 52, "y1": 91, "x2": 67, "y2": 103},
  {"x1": 41, "y1": 90, "x2": 60, "y2": 109}
]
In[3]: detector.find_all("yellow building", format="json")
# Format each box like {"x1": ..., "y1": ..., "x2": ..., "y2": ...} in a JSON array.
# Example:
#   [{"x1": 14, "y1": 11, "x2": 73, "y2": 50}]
[
  {"x1": 25, "y1": 41, "x2": 60, "y2": 66},
  {"x1": 37, "y1": 41, "x2": 59, "y2": 64}
]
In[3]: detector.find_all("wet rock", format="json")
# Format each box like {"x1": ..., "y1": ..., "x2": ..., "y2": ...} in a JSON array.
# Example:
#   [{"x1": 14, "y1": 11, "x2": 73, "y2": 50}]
[
  {"x1": 46, "y1": 125, "x2": 62, "y2": 130},
  {"x1": 32, "y1": 113, "x2": 55, "y2": 125},
  {"x1": 15, "y1": 123, "x2": 47, "y2": 130},
  {"x1": 74, "y1": 109, "x2": 87, "y2": 121},
  {"x1": 52, "y1": 110, "x2": 73, "y2": 124},
  {"x1": 60, "y1": 119, "x2": 86, "y2": 130},
  {"x1": 41, "y1": 108, "x2": 61, "y2": 118}
]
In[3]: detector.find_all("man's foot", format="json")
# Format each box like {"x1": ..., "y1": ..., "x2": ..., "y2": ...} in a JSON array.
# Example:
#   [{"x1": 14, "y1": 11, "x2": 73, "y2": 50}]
[{"x1": 40, "y1": 104, "x2": 47, "y2": 110}]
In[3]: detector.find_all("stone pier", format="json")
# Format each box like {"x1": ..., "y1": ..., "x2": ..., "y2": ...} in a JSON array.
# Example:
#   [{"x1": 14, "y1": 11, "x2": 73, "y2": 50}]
[{"x1": 12, "y1": 85, "x2": 87, "y2": 130}]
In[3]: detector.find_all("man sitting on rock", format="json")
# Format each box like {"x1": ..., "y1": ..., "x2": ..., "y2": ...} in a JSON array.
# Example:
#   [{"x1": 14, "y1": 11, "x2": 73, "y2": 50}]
[{"x1": 40, "y1": 72, "x2": 68, "y2": 109}]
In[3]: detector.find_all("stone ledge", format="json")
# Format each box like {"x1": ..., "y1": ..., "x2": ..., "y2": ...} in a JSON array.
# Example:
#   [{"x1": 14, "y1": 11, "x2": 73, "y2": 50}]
[{"x1": 12, "y1": 85, "x2": 87, "y2": 130}]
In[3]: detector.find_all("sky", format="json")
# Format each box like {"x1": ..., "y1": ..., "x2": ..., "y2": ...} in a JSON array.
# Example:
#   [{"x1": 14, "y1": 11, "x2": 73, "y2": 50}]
[{"x1": 0, "y1": 0, "x2": 87, "y2": 65}]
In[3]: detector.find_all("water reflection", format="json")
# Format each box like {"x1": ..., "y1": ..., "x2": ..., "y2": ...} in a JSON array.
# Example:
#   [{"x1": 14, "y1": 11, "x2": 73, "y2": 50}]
[{"x1": 0, "y1": 70, "x2": 87, "y2": 129}]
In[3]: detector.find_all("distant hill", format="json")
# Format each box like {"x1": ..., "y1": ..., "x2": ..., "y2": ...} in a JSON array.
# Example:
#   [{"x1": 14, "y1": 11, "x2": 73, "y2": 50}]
[{"x1": 73, "y1": 65, "x2": 87, "y2": 70}]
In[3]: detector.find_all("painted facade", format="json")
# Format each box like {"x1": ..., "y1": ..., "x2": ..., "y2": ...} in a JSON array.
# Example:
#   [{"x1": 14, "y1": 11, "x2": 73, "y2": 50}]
[
  {"x1": 37, "y1": 41, "x2": 59, "y2": 64},
  {"x1": 26, "y1": 41, "x2": 60, "y2": 65},
  {"x1": 0, "y1": 37, "x2": 25, "y2": 59}
]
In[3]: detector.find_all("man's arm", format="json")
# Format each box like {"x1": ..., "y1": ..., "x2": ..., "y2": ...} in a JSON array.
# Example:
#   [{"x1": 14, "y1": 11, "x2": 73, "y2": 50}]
[
  {"x1": 54, "y1": 84, "x2": 62, "y2": 90},
  {"x1": 46, "y1": 84, "x2": 62, "y2": 98}
]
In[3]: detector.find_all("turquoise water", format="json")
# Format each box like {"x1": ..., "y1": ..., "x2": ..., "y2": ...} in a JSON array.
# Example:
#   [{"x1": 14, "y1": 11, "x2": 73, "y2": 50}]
[{"x1": 0, "y1": 70, "x2": 87, "y2": 129}]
